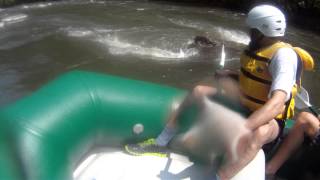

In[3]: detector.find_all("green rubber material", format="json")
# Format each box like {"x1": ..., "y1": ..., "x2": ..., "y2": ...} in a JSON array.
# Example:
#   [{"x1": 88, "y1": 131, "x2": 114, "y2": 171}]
[
  {"x1": 0, "y1": 123, "x2": 24, "y2": 180},
  {"x1": 0, "y1": 70, "x2": 292, "y2": 180},
  {"x1": 0, "y1": 70, "x2": 199, "y2": 180}
]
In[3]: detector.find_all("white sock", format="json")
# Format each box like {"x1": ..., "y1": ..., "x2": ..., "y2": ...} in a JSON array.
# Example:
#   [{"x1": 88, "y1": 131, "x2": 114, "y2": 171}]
[{"x1": 155, "y1": 125, "x2": 177, "y2": 146}]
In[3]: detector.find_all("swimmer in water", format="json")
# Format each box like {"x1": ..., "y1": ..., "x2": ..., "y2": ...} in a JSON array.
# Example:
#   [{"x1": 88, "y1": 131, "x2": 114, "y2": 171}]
[{"x1": 188, "y1": 36, "x2": 217, "y2": 49}]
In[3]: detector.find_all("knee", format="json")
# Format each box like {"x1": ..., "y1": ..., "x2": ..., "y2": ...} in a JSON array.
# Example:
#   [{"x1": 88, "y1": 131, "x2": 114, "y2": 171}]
[
  {"x1": 296, "y1": 112, "x2": 315, "y2": 128},
  {"x1": 242, "y1": 128, "x2": 267, "y2": 152},
  {"x1": 192, "y1": 85, "x2": 215, "y2": 97},
  {"x1": 296, "y1": 112, "x2": 319, "y2": 136},
  {"x1": 252, "y1": 125, "x2": 277, "y2": 148},
  {"x1": 254, "y1": 127, "x2": 270, "y2": 145},
  {"x1": 193, "y1": 85, "x2": 204, "y2": 94},
  {"x1": 192, "y1": 86, "x2": 203, "y2": 98}
]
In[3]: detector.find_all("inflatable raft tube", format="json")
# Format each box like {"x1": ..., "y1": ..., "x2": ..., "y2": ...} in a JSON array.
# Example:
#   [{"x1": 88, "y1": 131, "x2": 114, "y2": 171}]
[{"x1": 0, "y1": 70, "x2": 265, "y2": 180}]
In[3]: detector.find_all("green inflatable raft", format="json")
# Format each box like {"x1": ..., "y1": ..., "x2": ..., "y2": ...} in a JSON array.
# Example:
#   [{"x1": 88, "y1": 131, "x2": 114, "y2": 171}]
[{"x1": 0, "y1": 70, "x2": 199, "y2": 180}]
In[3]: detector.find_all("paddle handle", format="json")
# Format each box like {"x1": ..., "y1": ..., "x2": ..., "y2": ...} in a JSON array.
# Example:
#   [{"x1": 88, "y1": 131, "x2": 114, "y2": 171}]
[{"x1": 308, "y1": 106, "x2": 319, "y2": 117}]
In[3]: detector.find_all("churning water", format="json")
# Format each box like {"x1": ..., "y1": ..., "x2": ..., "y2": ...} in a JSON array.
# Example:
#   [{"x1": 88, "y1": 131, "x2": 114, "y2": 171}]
[{"x1": 0, "y1": 0, "x2": 319, "y2": 107}]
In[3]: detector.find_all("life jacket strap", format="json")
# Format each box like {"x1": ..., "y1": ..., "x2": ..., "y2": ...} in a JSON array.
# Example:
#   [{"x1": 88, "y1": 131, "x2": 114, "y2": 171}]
[
  {"x1": 244, "y1": 50, "x2": 270, "y2": 62},
  {"x1": 240, "y1": 68, "x2": 272, "y2": 85}
]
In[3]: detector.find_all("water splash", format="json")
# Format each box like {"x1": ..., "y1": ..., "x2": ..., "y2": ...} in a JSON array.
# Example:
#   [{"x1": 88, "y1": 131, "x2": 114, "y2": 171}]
[
  {"x1": 66, "y1": 29, "x2": 93, "y2": 37},
  {"x1": 169, "y1": 18, "x2": 249, "y2": 45},
  {"x1": 22, "y1": 2, "x2": 53, "y2": 9},
  {"x1": 97, "y1": 36, "x2": 197, "y2": 60},
  {"x1": 169, "y1": 18, "x2": 201, "y2": 30},
  {"x1": 215, "y1": 27, "x2": 249, "y2": 45},
  {"x1": 64, "y1": 27, "x2": 198, "y2": 60},
  {"x1": 1, "y1": 14, "x2": 28, "y2": 25}
]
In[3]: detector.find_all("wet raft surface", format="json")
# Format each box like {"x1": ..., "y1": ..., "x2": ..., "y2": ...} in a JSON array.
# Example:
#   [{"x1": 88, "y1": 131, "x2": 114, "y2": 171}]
[
  {"x1": 0, "y1": 71, "x2": 266, "y2": 180},
  {"x1": 74, "y1": 149, "x2": 212, "y2": 180}
]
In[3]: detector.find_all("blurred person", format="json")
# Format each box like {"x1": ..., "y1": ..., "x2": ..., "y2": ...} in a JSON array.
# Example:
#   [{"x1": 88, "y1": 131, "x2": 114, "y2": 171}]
[{"x1": 187, "y1": 35, "x2": 217, "y2": 49}]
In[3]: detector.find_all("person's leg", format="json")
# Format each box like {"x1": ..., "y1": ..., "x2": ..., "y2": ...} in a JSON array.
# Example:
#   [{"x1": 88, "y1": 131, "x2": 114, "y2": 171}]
[
  {"x1": 124, "y1": 85, "x2": 217, "y2": 156},
  {"x1": 216, "y1": 77, "x2": 240, "y2": 102},
  {"x1": 171, "y1": 71, "x2": 239, "y2": 128},
  {"x1": 192, "y1": 85, "x2": 217, "y2": 99},
  {"x1": 301, "y1": 112, "x2": 320, "y2": 138},
  {"x1": 125, "y1": 73, "x2": 239, "y2": 156},
  {"x1": 218, "y1": 119, "x2": 280, "y2": 179},
  {"x1": 150, "y1": 77, "x2": 239, "y2": 152},
  {"x1": 266, "y1": 112, "x2": 320, "y2": 175},
  {"x1": 156, "y1": 85, "x2": 217, "y2": 146}
]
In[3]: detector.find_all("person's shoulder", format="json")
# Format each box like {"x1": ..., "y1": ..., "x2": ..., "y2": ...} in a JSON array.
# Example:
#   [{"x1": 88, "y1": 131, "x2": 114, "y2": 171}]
[
  {"x1": 270, "y1": 46, "x2": 298, "y2": 68},
  {"x1": 276, "y1": 47, "x2": 296, "y2": 55},
  {"x1": 272, "y1": 46, "x2": 297, "y2": 61}
]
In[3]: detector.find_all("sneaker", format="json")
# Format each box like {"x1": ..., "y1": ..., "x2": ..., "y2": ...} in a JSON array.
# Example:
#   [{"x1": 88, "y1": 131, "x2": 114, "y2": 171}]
[{"x1": 124, "y1": 138, "x2": 168, "y2": 157}]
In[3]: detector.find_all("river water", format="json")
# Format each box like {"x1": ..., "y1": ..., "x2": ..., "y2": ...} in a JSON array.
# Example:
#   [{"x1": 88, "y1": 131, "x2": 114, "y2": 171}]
[{"x1": 0, "y1": 0, "x2": 319, "y2": 108}]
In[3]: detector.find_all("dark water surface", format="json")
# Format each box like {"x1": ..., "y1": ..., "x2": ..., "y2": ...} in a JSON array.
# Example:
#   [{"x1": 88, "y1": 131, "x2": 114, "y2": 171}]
[{"x1": 0, "y1": 0, "x2": 319, "y2": 107}]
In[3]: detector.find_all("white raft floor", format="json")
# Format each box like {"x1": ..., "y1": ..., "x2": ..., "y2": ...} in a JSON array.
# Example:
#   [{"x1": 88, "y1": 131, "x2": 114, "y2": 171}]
[{"x1": 73, "y1": 148, "x2": 265, "y2": 180}]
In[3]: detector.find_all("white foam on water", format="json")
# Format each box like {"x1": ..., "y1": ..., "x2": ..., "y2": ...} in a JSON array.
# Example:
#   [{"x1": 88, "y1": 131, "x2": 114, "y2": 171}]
[
  {"x1": 67, "y1": 29, "x2": 93, "y2": 37},
  {"x1": 94, "y1": 28, "x2": 125, "y2": 33},
  {"x1": 63, "y1": 27, "x2": 117, "y2": 37},
  {"x1": 169, "y1": 18, "x2": 201, "y2": 30},
  {"x1": 97, "y1": 36, "x2": 198, "y2": 60},
  {"x1": 168, "y1": 18, "x2": 249, "y2": 45},
  {"x1": 95, "y1": 1, "x2": 106, "y2": 4},
  {"x1": 228, "y1": 57, "x2": 240, "y2": 62},
  {"x1": 214, "y1": 27, "x2": 249, "y2": 45},
  {"x1": 64, "y1": 27, "x2": 198, "y2": 60},
  {"x1": 88, "y1": 0, "x2": 106, "y2": 4},
  {"x1": 1, "y1": 14, "x2": 28, "y2": 25},
  {"x1": 22, "y1": 2, "x2": 53, "y2": 9}
]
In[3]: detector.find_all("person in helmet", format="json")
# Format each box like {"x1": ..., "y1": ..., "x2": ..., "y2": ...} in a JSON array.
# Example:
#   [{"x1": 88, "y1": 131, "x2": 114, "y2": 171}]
[
  {"x1": 216, "y1": 5, "x2": 306, "y2": 179},
  {"x1": 125, "y1": 4, "x2": 301, "y2": 179}
]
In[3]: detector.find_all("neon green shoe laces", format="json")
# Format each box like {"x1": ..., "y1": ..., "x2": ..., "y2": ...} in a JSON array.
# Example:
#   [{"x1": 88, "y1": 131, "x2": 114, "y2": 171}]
[{"x1": 124, "y1": 138, "x2": 168, "y2": 157}]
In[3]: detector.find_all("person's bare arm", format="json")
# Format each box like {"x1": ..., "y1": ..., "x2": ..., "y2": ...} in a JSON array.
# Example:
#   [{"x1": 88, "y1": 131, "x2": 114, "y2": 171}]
[
  {"x1": 246, "y1": 90, "x2": 287, "y2": 130},
  {"x1": 218, "y1": 91, "x2": 286, "y2": 179}
]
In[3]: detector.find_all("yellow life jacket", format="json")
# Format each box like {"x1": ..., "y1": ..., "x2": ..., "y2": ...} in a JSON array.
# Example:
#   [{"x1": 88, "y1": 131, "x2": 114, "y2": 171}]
[{"x1": 239, "y1": 41, "x2": 314, "y2": 120}]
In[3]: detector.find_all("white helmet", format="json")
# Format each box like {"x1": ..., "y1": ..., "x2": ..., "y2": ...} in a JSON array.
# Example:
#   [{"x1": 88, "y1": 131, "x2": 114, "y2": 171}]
[{"x1": 246, "y1": 5, "x2": 286, "y2": 37}]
